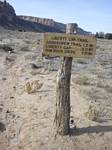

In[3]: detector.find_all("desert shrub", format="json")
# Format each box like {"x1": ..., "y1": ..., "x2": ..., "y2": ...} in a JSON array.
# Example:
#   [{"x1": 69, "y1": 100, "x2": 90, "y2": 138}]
[
  {"x1": 20, "y1": 46, "x2": 30, "y2": 52},
  {"x1": 4, "y1": 56, "x2": 16, "y2": 68},
  {"x1": 77, "y1": 59, "x2": 88, "y2": 64},
  {"x1": 0, "y1": 44, "x2": 14, "y2": 53},
  {"x1": 25, "y1": 40, "x2": 31, "y2": 44},
  {"x1": 96, "y1": 45, "x2": 100, "y2": 49},
  {"x1": 105, "y1": 87, "x2": 112, "y2": 93},
  {"x1": 5, "y1": 56, "x2": 15, "y2": 62},
  {"x1": 18, "y1": 29, "x2": 26, "y2": 32},
  {"x1": 97, "y1": 32, "x2": 105, "y2": 39},
  {"x1": 75, "y1": 76, "x2": 89, "y2": 85},
  {"x1": 97, "y1": 80, "x2": 111, "y2": 89},
  {"x1": 99, "y1": 48, "x2": 105, "y2": 51},
  {"x1": 105, "y1": 33, "x2": 112, "y2": 39}
]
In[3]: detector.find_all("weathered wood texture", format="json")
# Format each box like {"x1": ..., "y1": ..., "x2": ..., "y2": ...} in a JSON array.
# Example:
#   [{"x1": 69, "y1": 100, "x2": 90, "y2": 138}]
[{"x1": 55, "y1": 23, "x2": 78, "y2": 135}]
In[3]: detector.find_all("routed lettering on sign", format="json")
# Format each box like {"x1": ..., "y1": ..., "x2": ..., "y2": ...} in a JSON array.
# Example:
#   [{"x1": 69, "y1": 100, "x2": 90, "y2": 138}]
[{"x1": 43, "y1": 33, "x2": 97, "y2": 58}]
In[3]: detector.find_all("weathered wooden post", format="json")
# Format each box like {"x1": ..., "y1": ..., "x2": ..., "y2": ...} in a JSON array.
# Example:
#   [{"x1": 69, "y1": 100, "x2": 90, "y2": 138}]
[
  {"x1": 55, "y1": 23, "x2": 78, "y2": 135},
  {"x1": 42, "y1": 23, "x2": 96, "y2": 136}
]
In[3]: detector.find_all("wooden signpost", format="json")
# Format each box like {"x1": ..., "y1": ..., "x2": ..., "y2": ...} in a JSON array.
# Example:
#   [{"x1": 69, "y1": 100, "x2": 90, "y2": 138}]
[{"x1": 42, "y1": 23, "x2": 97, "y2": 135}]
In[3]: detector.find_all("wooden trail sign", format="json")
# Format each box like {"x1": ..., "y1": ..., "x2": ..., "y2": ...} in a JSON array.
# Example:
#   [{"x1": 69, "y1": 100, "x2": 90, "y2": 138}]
[
  {"x1": 43, "y1": 33, "x2": 97, "y2": 58},
  {"x1": 42, "y1": 23, "x2": 97, "y2": 136}
]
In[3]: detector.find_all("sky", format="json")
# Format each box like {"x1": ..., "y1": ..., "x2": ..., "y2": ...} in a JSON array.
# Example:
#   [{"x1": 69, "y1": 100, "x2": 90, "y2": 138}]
[{"x1": 7, "y1": 0, "x2": 112, "y2": 33}]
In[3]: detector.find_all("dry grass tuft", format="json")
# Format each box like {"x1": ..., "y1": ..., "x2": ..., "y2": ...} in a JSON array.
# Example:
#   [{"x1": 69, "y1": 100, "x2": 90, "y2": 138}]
[
  {"x1": 75, "y1": 76, "x2": 89, "y2": 85},
  {"x1": 84, "y1": 104, "x2": 99, "y2": 121},
  {"x1": 25, "y1": 80, "x2": 43, "y2": 94},
  {"x1": 84, "y1": 103, "x2": 108, "y2": 122}
]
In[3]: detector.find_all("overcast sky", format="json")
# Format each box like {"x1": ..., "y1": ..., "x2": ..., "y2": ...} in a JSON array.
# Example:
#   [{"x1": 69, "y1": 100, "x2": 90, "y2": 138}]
[{"x1": 7, "y1": 0, "x2": 112, "y2": 33}]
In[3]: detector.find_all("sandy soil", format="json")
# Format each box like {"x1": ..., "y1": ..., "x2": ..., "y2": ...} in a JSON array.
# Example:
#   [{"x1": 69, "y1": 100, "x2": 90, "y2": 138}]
[{"x1": 0, "y1": 28, "x2": 112, "y2": 150}]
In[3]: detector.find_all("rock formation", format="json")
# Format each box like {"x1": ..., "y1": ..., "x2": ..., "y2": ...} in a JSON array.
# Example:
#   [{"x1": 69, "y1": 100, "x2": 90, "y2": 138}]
[
  {"x1": 0, "y1": 0, "x2": 91, "y2": 34},
  {"x1": 0, "y1": 0, "x2": 62, "y2": 32},
  {"x1": 18, "y1": 16, "x2": 55, "y2": 27},
  {"x1": 0, "y1": 0, "x2": 16, "y2": 21}
]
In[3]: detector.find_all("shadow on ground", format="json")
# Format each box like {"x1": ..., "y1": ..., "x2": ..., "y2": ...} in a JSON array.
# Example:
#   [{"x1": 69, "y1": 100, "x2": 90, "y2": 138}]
[
  {"x1": 70, "y1": 125, "x2": 112, "y2": 136},
  {"x1": 0, "y1": 122, "x2": 6, "y2": 132}
]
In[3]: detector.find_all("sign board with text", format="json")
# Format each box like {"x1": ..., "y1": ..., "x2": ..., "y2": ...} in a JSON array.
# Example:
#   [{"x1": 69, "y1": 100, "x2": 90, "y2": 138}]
[{"x1": 42, "y1": 33, "x2": 97, "y2": 58}]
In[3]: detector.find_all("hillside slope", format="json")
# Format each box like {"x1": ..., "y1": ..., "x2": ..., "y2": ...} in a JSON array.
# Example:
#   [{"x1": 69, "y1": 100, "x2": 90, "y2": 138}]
[{"x1": 0, "y1": 1, "x2": 62, "y2": 32}]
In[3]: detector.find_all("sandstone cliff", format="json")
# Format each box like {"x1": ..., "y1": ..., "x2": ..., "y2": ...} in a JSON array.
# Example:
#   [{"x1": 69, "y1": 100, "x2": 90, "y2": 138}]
[{"x1": 18, "y1": 16, "x2": 55, "y2": 27}]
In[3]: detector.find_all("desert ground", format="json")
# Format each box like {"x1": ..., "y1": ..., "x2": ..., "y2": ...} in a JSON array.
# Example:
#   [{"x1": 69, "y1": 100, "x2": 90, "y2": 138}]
[{"x1": 0, "y1": 28, "x2": 112, "y2": 150}]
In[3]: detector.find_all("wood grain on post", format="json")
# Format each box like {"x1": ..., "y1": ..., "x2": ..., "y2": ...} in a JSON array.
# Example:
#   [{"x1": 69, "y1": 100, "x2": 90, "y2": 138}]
[{"x1": 55, "y1": 23, "x2": 78, "y2": 135}]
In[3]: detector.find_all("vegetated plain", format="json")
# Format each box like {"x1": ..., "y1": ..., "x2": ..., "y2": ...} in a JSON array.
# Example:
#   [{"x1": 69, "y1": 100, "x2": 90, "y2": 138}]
[{"x1": 0, "y1": 28, "x2": 112, "y2": 150}]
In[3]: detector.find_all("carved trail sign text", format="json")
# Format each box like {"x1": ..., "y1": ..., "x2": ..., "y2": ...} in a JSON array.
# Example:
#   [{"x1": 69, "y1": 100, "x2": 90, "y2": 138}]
[{"x1": 43, "y1": 33, "x2": 97, "y2": 58}]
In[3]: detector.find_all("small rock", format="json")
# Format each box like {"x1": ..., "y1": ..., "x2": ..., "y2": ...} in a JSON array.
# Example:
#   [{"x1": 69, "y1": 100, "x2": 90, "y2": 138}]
[
  {"x1": 13, "y1": 86, "x2": 16, "y2": 89},
  {"x1": 10, "y1": 96, "x2": 14, "y2": 99},
  {"x1": 12, "y1": 114, "x2": 16, "y2": 118},
  {"x1": 31, "y1": 63, "x2": 42, "y2": 69},
  {"x1": 2, "y1": 77, "x2": 7, "y2": 80},
  {"x1": 99, "y1": 132, "x2": 104, "y2": 136},
  {"x1": 6, "y1": 110, "x2": 11, "y2": 113},
  {"x1": 17, "y1": 115, "x2": 20, "y2": 118}
]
